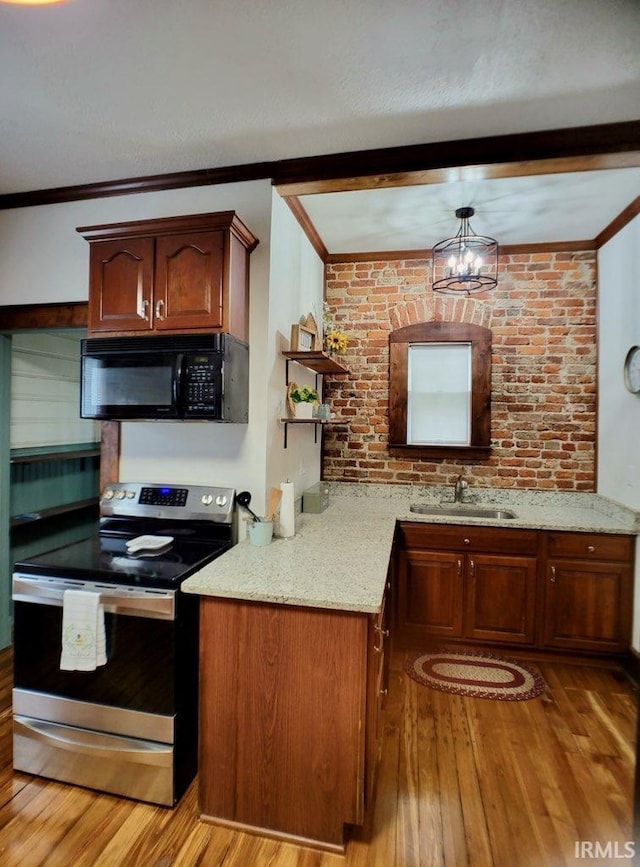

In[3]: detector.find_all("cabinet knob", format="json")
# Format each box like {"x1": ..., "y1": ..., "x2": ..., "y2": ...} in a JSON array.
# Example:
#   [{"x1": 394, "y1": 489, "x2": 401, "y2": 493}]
[
  {"x1": 587, "y1": 545, "x2": 595, "y2": 553},
  {"x1": 463, "y1": 538, "x2": 470, "y2": 545}
]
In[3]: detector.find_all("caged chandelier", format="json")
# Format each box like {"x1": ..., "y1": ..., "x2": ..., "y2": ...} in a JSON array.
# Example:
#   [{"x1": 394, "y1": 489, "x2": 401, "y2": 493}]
[{"x1": 432, "y1": 207, "x2": 498, "y2": 295}]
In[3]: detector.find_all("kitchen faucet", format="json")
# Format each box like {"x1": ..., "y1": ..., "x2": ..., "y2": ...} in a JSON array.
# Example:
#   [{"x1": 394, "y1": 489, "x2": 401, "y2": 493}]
[{"x1": 453, "y1": 474, "x2": 468, "y2": 503}]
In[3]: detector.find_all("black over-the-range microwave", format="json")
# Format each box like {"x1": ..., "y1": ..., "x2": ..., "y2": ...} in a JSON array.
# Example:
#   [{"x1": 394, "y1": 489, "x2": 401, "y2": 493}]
[{"x1": 80, "y1": 333, "x2": 249, "y2": 422}]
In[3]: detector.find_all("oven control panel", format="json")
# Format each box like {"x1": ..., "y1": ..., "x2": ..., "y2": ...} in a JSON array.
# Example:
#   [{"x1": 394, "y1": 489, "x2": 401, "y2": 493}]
[{"x1": 100, "y1": 483, "x2": 236, "y2": 523}]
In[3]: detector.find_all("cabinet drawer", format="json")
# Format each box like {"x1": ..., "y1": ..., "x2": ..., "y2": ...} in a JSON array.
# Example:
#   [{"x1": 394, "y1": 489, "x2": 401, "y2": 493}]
[
  {"x1": 399, "y1": 522, "x2": 538, "y2": 556},
  {"x1": 546, "y1": 531, "x2": 634, "y2": 562}
]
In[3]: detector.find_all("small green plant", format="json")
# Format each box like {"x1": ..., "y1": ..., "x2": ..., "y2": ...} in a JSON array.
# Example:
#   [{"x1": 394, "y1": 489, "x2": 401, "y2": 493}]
[{"x1": 289, "y1": 385, "x2": 318, "y2": 403}]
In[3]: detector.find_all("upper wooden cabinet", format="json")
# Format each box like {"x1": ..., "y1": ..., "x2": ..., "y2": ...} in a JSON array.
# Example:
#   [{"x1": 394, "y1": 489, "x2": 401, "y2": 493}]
[{"x1": 78, "y1": 212, "x2": 258, "y2": 339}]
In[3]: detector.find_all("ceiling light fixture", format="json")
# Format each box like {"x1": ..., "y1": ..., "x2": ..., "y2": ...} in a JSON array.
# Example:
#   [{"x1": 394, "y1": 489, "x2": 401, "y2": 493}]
[{"x1": 432, "y1": 207, "x2": 498, "y2": 295}]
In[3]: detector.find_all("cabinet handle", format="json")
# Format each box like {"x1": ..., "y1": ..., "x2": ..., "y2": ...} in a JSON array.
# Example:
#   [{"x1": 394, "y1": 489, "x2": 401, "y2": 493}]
[
  {"x1": 470, "y1": 559, "x2": 475, "y2": 577},
  {"x1": 373, "y1": 625, "x2": 388, "y2": 653},
  {"x1": 457, "y1": 559, "x2": 462, "y2": 577},
  {"x1": 550, "y1": 565, "x2": 556, "y2": 583},
  {"x1": 155, "y1": 299, "x2": 165, "y2": 319},
  {"x1": 140, "y1": 299, "x2": 150, "y2": 320},
  {"x1": 379, "y1": 687, "x2": 388, "y2": 697},
  {"x1": 587, "y1": 545, "x2": 595, "y2": 553}
]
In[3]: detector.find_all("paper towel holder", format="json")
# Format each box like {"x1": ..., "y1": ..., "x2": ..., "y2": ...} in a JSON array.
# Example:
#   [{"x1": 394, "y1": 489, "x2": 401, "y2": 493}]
[{"x1": 277, "y1": 480, "x2": 296, "y2": 539}]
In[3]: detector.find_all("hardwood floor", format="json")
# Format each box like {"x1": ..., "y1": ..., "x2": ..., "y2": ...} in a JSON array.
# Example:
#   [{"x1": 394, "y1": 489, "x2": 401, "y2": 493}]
[{"x1": 0, "y1": 646, "x2": 636, "y2": 866}]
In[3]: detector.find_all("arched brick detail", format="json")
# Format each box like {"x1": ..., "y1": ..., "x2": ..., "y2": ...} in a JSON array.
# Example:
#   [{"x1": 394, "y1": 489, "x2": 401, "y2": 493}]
[{"x1": 389, "y1": 294, "x2": 492, "y2": 331}]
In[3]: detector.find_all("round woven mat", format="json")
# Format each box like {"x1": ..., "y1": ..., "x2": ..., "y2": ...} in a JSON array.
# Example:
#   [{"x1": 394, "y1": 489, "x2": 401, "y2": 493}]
[{"x1": 404, "y1": 648, "x2": 546, "y2": 701}]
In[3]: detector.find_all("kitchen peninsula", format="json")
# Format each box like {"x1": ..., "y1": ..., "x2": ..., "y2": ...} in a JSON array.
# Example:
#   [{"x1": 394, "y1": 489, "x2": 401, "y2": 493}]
[{"x1": 182, "y1": 484, "x2": 638, "y2": 850}]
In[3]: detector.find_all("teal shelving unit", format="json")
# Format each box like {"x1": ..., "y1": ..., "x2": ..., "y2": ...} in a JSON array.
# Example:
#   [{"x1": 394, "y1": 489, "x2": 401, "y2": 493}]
[{"x1": 9, "y1": 442, "x2": 101, "y2": 566}]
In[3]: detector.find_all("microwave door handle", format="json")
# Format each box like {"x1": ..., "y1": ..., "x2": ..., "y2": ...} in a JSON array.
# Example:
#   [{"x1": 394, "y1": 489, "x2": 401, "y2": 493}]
[{"x1": 174, "y1": 354, "x2": 184, "y2": 411}]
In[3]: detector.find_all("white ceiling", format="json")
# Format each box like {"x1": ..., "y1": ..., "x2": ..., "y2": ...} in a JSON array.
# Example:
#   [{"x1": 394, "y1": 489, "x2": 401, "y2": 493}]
[
  {"x1": 296, "y1": 167, "x2": 640, "y2": 253},
  {"x1": 1, "y1": 0, "x2": 640, "y2": 250}
]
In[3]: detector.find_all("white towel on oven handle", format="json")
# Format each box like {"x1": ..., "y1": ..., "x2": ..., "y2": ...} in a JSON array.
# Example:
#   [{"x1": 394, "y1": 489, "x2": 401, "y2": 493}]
[{"x1": 60, "y1": 589, "x2": 107, "y2": 671}]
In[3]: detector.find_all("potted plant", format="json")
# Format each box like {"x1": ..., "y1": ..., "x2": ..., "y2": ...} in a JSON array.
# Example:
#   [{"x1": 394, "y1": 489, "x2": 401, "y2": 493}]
[{"x1": 287, "y1": 383, "x2": 319, "y2": 419}]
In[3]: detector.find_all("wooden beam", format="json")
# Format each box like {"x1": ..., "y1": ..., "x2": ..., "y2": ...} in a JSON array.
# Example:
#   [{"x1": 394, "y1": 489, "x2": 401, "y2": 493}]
[
  {"x1": 1, "y1": 120, "x2": 639, "y2": 210},
  {"x1": 0, "y1": 302, "x2": 88, "y2": 331}
]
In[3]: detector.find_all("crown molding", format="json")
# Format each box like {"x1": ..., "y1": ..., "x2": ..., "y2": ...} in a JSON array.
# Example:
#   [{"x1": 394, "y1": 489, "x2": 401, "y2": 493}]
[{"x1": 0, "y1": 120, "x2": 639, "y2": 210}]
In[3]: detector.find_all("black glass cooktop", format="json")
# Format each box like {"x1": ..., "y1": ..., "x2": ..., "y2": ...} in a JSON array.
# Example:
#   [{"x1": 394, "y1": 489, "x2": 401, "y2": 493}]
[{"x1": 14, "y1": 532, "x2": 232, "y2": 589}]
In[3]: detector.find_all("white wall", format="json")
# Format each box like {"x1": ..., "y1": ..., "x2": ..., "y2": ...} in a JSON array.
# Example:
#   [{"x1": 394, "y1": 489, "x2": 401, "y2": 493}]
[
  {"x1": 0, "y1": 181, "x2": 274, "y2": 512},
  {"x1": 11, "y1": 331, "x2": 99, "y2": 448},
  {"x1": 0, "y1": 181, "x2": 326, "y2": 531},
  {"x1": 265, "y1": 192, "x2": 325, "y2": 505},
  {"x1": 597, "y1": 213, "x2": 640, "y2": 647}
]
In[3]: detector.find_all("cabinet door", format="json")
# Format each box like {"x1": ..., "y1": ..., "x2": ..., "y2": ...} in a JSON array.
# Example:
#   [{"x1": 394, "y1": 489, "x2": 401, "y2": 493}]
[
  {"x1": 543, "y1": 559, "x2": 632, "y2": 653},
  {"x1": 154, "y1": 231, "x2": 224, "y2": 331},
  {"x1": 364, "y1": 574, "x2": 390, "y2": 812},
  {"x1": 465, "y1": 554, "x2": 536, "y2": 644},
  {"x1": 88, "y1": 238, "x2": 154, "y2": 333},
  {"x1": 398, "y1": 548, "x2": 463, "y2": 642}
]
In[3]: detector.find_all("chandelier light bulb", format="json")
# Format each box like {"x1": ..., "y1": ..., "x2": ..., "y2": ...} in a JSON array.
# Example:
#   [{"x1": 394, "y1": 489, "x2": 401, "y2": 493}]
[{"x1": 432, "y1": 206, "x2": 498, "y2": 295}]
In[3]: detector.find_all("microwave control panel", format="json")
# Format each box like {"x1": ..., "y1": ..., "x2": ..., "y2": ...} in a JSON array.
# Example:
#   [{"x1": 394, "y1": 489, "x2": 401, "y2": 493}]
[{"x1": 184, "y1": 354, "x2": 221, "y2": 414}]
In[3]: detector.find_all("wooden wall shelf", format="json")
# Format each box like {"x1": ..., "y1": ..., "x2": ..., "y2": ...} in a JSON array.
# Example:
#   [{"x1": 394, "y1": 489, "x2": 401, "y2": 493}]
[
  {"x1": 281, "y1": 351, "x2": 349, "y2": 448},
  {"x1": 282, "y1": 351, "x2": 349, "y2": 376}
]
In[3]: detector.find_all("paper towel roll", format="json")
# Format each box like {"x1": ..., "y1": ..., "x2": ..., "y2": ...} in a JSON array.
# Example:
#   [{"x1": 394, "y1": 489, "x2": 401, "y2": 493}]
[{"x1": 279, "y1": 480, "x2": 295, "y2": 538}]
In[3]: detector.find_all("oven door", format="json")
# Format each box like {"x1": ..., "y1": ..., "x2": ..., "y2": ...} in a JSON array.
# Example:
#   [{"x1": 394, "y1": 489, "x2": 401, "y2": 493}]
[
  {"x1": 12, "y1": 573, "x2": 199, "y2": 806},
  {"x1": 12, "y1": 574, "x2": 198, "y2": 726}
]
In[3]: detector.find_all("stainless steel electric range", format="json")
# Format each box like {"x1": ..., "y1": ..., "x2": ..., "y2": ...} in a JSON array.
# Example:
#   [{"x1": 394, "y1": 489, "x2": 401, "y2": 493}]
[{"x1": 12, "y1": 482, "x2": 235, "y2": 806}]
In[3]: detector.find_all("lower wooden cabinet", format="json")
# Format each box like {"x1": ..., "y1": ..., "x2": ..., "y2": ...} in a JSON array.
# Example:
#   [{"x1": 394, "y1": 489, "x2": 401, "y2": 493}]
[
  {"x1": 542, "y1": 532, "x2": 634, "y2": 653},
  {"x1": 465, "y1": 553, "x2": 537, "y2": 644},
  {"x1": 198, "y1": 587, "x2": 389, "y2": 851},
  {"x1": 397, "y1": 522, "x2": 635, "y2": 658},
  {"x1": 397, "y1": 523, "x2": 538, "y2": 648}
]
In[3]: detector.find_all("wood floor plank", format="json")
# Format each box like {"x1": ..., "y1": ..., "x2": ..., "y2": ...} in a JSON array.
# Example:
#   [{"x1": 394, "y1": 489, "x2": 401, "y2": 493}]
[
  {"x1": 449, "y1": 696, "x2": 493, "y2": 866},
  {"x1": 395, "y1": 677, "x2": 428, "y2": 866},
  {"x1": 431, "y1": 691, "x2": 469, "y2": 867},
  {"x1": 0, "y1": 646, "x2": 635, "y2": 866},
  {"x1": 415, "y1": 683, "x2": 446, "y2": 866}
]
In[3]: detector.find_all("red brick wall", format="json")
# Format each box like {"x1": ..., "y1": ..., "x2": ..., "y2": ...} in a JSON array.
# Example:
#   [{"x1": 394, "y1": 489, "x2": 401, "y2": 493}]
[{"x1": 322, "y1": 250, "x2": 597, "y2": 491}]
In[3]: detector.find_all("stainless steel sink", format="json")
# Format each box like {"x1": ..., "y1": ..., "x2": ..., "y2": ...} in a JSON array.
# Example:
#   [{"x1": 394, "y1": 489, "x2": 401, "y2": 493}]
[{"x1": 409, "y1": 504, "x2": 517, "y2": 520}]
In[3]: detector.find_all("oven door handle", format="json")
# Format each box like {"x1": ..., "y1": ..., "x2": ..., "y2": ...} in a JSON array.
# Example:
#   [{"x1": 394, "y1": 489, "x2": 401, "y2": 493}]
[
  {"x1": 12, "y1": 576, "x2": 175, "y2": 620},
  {"x1": 14, "y1": 716, "x2": 172, "y2": 768}
]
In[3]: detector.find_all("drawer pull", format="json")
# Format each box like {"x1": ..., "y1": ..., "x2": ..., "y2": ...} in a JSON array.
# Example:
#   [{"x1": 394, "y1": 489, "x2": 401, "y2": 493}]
[
  {"x1": 463, "y1": 538, "x2": 470, "y2": 546},
  {"x1": 550, "y1": 565, "x2": 556, "y2": 583},
  {"x1": 587, "y1": 545, "x2": 595, "y2": 553},
  {"x1": 373, "y1": 624, "x2": 389, "y2": 653}
]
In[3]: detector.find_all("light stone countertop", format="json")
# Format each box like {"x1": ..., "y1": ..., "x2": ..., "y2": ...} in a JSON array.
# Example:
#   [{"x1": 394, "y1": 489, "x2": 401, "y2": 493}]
[{"x1": 181, "y1": 484, "x2": 639, "y2": 615}]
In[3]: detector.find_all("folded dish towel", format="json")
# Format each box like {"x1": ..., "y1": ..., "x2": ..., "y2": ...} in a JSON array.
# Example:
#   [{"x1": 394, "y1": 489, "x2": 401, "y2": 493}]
[{"x1": 60, "y1": 589, "x2": 107, "y2": 671}]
